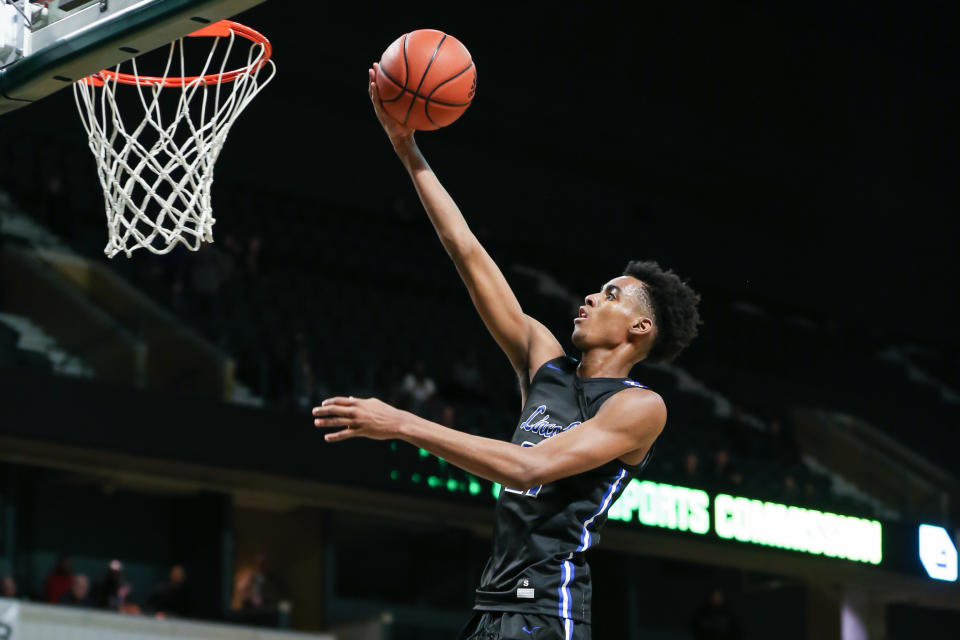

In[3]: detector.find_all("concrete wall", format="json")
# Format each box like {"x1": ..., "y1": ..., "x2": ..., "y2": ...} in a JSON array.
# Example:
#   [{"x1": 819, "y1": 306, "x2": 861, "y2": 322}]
[{"x1": 0, "y1": 598, "x2": 336, "y2": 640}]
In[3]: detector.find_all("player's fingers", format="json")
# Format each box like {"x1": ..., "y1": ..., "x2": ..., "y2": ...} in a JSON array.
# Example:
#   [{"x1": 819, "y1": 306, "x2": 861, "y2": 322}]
[
  {"x1": 324, "y1": 428, "x2": 358, "y2": 443},
  {"x1": 314, "y1": 416, "x2": 351, "y2": 428},
  {"x1": 370, "y1": 64, "x2": 384, "y2": 99},
  {"x1": 320, "y1": 396, "x2": 357, "y2": 407},
  {"x1": 312, "y1": 404, "x2": 355, "y2": 417}
]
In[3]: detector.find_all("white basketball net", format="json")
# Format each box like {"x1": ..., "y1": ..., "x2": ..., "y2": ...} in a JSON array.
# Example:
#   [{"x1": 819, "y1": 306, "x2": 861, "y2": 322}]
[{"x1": 73, "y1": 24, "x2": 275, "y2": 257}]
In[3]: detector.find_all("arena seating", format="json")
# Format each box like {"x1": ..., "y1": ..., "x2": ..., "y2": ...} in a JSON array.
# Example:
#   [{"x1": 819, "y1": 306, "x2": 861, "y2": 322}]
[{"x1": 2, "y1": 132, "x2": 956, "y2": 522}]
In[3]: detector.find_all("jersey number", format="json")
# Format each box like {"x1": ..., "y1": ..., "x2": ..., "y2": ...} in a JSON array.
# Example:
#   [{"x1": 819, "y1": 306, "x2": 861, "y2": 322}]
[{"x1": 503, "y1": 442, "x2": 543, "y2": 498}]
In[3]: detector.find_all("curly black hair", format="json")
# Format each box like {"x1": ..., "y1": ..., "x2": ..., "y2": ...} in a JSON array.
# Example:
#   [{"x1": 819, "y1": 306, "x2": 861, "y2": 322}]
[{"x1": 623, "y1": 260, "x2": 701, "y2": 363}]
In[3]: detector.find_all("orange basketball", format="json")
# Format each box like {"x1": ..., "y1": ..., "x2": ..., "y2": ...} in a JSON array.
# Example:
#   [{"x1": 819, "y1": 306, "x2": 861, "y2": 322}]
[{"x1": 376, "y1": 29, "x2": 477, "y2": 131}]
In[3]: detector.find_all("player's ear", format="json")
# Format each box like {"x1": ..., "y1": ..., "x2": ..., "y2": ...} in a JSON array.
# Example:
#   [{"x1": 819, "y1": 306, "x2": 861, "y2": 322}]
[{"x1": 629, "y1": 316, "x2": 654, "y2": 338}]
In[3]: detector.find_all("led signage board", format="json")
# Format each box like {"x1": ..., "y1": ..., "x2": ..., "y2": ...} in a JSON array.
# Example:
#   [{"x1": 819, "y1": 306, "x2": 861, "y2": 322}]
[
  {"x1": 395, "y1": 451, "x2": 886, "y2": 567},
  {"x1": 608, "y1": 480, "x2": 882, "y2": 565}
]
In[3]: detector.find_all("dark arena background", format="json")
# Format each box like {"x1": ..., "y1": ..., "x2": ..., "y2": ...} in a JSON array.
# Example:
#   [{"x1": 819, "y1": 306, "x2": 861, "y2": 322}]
[{"x1": 1, "y1": 1, "x2": 959, "y2": 639}]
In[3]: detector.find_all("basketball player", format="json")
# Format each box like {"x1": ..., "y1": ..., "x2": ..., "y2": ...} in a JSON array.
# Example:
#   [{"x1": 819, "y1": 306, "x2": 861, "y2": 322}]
[{"x1": 311, "y1": 65, "x2": 701, "y2": 640}]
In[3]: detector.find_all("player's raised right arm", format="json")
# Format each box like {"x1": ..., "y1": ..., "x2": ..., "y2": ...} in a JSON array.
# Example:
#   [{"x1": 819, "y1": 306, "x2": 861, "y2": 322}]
[{"x1": 368, "y1": 65, "x2": 562, "y2": 386}]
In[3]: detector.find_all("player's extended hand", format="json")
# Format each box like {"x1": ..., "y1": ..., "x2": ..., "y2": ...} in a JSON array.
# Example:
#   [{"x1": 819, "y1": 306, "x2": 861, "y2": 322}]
[
  {"x1": 312, "y1": 396, "x2": 408, "y2": 442},
  {"x1": 368, "y1": 64, "x2": 415, "y2": 145}
]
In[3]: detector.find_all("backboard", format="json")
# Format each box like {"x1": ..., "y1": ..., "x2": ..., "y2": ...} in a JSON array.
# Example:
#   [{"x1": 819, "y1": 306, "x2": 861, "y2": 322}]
[{"x1": 0, "y1": 0, "x2": 266, "y2": 114}]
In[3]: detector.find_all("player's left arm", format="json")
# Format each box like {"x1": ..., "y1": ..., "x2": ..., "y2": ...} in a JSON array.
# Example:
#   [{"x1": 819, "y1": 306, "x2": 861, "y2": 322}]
[
  {"x1": 510, "y1": 388, "x2": 666, "y2": 487},
  {"x1": 313, "y1": 390, "x2": 666, "y2": 490}
]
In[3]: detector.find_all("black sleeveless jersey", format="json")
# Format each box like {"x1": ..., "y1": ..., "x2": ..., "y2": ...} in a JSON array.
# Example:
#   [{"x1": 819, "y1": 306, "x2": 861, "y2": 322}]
[{"x1": 473, "y1": 355, "x2": 654, "y2": 624}]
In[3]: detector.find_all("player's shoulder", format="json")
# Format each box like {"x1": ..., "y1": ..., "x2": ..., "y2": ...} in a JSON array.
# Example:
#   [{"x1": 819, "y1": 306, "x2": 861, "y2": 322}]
[{"x1": 601, "y1": 385, "x2": 667, "y2": 426}]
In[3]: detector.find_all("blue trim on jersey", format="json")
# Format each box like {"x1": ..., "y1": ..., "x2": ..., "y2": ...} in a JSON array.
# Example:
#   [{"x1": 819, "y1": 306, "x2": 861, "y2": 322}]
[
  {"x1": 547, "y1": 363, "x2": 564, "y2": 371},
  {"x1": 622, "y1": 379, "x2": 648, "y2": 388},
  {"x1": 558, "y1": 467, "x2": 629, "y2": 620},
  {"x1": 578, "y1": 468, "x2": 629, "y2": 552},
  {"x1": 558, "y1": 558, "x2": 574, "y2": 619}
]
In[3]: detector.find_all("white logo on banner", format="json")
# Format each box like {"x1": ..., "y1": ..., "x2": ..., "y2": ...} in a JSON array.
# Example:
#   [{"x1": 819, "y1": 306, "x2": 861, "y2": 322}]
[{"x1": 918, "y1": 524, "x2": 959, "y2": 582}]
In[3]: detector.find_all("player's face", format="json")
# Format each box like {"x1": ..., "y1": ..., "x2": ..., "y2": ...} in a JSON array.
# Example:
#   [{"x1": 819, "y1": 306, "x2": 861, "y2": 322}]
[{"x1": 571, "y1": 275, "x2": 649, "y2": 350}]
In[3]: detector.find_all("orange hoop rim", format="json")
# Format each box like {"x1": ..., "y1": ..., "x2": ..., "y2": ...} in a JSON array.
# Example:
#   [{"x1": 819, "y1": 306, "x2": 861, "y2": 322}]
[{"x1": 83, "y1": 20, "x2": 272, "y2": 88}]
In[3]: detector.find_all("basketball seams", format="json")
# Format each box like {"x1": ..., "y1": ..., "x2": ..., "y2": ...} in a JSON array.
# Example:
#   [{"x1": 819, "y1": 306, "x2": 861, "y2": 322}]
[
  {"x1": 401, "y1": 33, "x2": 409, "y2": 92},
  {"x1": 424, "y1": 61, "x2": 475, "y2": 126},
  {"x1": 424, "y1": 60, "x2": 475, "y2": 102},
  {"x1": 402, "y1": 33, "x2": 447, "y2": 125},
  {"x1": 379, "y1": 70, "x2": 471, "y2": 107},
  {"x1": 423, "y1": 100, "x2": 471, "y2": 128},
  {"x1": 377, "y1": 65, "x2": 406, "y2": 103},
  {"x1": 377, "y1": 29, "x2": 474, "y2": 130},
  {"x1": 423, "y1": 96, "x2": 470, "y2": 107},
  {"x1": 377, "y1": 34, "x2": 408, "y2": 103}
]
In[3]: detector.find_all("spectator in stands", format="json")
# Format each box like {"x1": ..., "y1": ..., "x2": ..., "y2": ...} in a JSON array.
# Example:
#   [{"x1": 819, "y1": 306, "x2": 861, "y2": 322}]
[
  {"x1": 396, "y1": 360, "x2": 437, "y2": 415},
  {"x1": 690, "y1": 587, "x2": 742, "y2": 640},
  {"x1": 681, "y1": 451, "x2": 702, "y2": 485},
  {"x1": 244, "y1": 235, "x2": 263, "y2": 281},
  {"x1": 440, "y1": 404, "x2": 457, "y2": 428},
  {"x1": 783, "y1": 474, "x2": 799, "y2": 501},
  {"x1": 727, "y1": 468, "x2": 744, "y2": 489},
  {"x1": 58, "y1": 574, "x2": 92, "y2": 607},
  {"x1": 235, "y1": 553, "x2": 283, "y2": 612},
  {"x1": 222, "y1": 233, "x2": 245, "y2": 264},
  {"x1": 290, "y1": 331, "x2": 316, "y2": 408},
  {"x1": 451, "y1": 349, "x2": 486, "y2": 399},
  {"x1": 712, "y1": 448, "x2": 730, "y2": 477},
  {"x1": 96, "y1": 559, "x2": 132, "y2": 612},
  {"x1": 43, "y1": 553, "x2": 74, "y2": 604},
  {"x1": 1, "y1": 575, "x2": 16, "y2": 598},
  {"x1": 145, "y1": 565, "x2": 191, "y2": 618},
  {"x1": 187, "y1": 244, "x2": 234, "y2": 338},
  {"x1": 708, "y1": 448, "x2": 741, "y2": 490}
]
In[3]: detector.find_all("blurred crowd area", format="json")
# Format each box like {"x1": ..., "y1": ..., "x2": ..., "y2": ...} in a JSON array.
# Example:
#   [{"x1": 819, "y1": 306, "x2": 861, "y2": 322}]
[
  {"x1": 0, "y1": 552, "x2": 748, "y2": 640},
  {"x1": 1, "y1": 555, "x2": 189, "y2": 617},
  {"x1": 2, "y1": 135, "x2": 958, "y2": 522},
  {"x1": 0, "y1": 552, "x2": 288, "y2": 626}
]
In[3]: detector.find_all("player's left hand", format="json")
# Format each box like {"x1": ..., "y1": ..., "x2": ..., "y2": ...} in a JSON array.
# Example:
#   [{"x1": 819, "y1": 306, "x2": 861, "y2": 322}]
[{"x1": 312, "y1": 396, "x2": 407, "y2": 442}]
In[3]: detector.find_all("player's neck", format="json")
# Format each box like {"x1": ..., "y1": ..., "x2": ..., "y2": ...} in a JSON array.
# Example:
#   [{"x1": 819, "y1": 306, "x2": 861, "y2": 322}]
[{"x1": 576, "y1": 347, "x2": 636, "y2": 379}]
